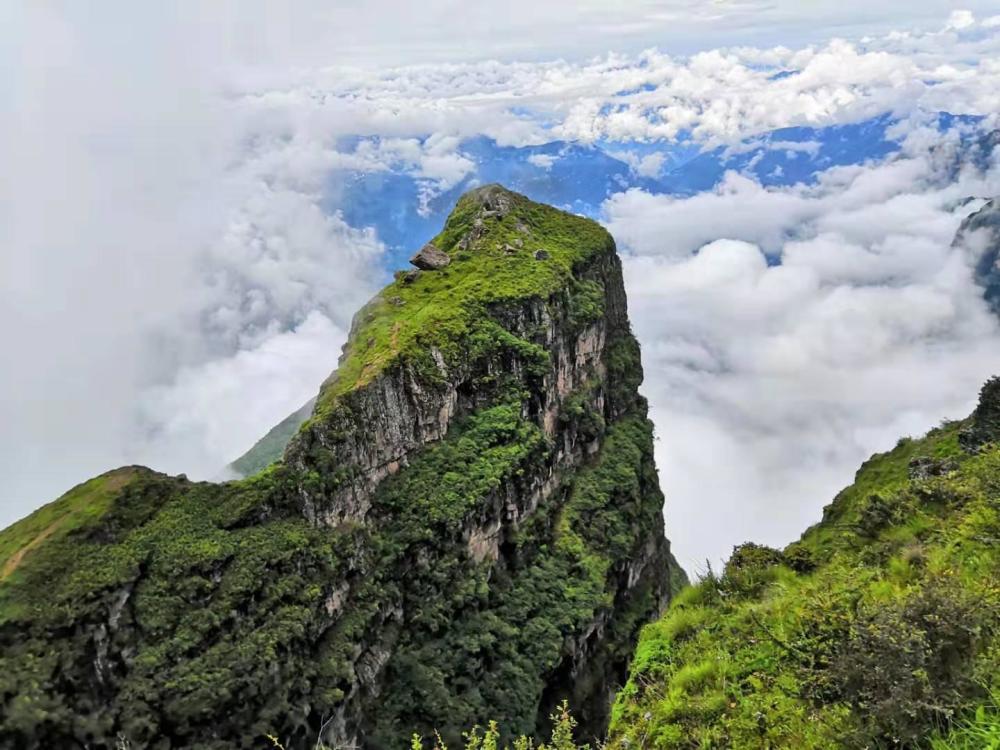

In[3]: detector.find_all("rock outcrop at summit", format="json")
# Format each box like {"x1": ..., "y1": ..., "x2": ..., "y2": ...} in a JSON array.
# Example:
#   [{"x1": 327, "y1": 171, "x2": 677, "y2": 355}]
[{"x1": 0, "y1": 185, "x2": 685, "y2": 750}]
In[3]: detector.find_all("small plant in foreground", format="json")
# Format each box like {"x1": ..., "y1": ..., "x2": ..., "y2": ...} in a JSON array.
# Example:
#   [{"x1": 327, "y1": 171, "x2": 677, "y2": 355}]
[
  {"x1": 930, "y1": 689, "x2": 1000, "y2": 750},
  {"x1": 410, "y1": 701, "x2": 592, "y2": 750}
]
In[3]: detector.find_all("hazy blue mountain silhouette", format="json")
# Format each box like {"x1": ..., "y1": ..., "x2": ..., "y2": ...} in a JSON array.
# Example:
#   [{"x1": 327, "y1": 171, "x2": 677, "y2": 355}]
[{"x1": 327, "y1": 112, "x2": 983, "y2": 268}]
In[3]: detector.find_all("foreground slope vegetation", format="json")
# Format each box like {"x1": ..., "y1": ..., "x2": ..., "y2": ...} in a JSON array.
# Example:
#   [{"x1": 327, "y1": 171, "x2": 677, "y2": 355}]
[
  {"x1": 608, "y1": 379, "x2": 1000, "y2": 749},
  {"x1": 0, "y1": 186, "x2": 684, "y2": 749}
]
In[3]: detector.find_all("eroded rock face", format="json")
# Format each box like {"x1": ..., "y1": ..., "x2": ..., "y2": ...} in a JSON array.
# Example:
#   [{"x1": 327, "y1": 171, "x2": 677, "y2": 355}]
[
  {"x1": 908, "y1": 456, "x2": 958, "y2": 480},
  {"x1": 472, "y1": 182, "x2": 515, "y2": 218},
  {"x1": 299, "y1": 300, "x2": 601, "y2": 522}
]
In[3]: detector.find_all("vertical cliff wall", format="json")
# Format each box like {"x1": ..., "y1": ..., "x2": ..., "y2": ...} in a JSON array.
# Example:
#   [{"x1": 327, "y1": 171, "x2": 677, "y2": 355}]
[
  {"x1": 0, "y1": 185, "x2": 685, "y2": 749},
  {"x1": 957, "y1": 196, "x2": 1000, "y2": 314}
]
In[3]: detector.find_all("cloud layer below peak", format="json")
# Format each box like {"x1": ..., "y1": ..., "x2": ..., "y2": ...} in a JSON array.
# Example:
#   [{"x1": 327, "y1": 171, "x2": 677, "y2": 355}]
[{"x1": 608, "y1": 130, "x2": 1000, "y2": 570}]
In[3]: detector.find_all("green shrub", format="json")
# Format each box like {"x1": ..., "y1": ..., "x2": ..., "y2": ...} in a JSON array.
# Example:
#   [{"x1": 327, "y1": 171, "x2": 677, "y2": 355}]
[
  {"x1": 720, "y1": 542, "x2": 785, "y2": 597},
  {"x1": 559, "y1": 387, "x2": 606, "y2": 442},
  {"x1": 409, "y1": 702, "x2": 590, "y2": 750},
  {"x1": 828, "y1": 581, "x2": 986, "y2": 745},
  {"x1": 782, "y1": 542, "x2": 816, "y2": 573},
  {"x1": 857, "y1": 492, "x2": 896, "y2": 536}
]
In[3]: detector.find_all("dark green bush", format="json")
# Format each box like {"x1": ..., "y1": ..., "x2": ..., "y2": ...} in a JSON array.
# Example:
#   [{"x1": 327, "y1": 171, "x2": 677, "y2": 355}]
[
  {"x1": 782, "y1": 542, "x2": 816, "y2": 573},
  {"x1": 830, "y1": 581, "x2": 986, "y2": 745},
  {"x1": 720, "y1": 542, "x2": 785, "y2": 597},
  {"x1": 857, "y1": 493, "x2": 896, "y2": 536},
  {"x1": 960, "y1": 376, "x2": 1000, "y2": 451}
]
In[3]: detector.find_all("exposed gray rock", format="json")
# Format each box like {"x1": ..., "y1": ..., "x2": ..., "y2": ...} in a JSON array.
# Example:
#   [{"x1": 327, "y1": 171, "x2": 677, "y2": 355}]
[
  {"x1": 469, "y1": 183, "x2": 514, "y2": 217},
  {"x1": 410, "y1": 243, "x2": 451, "y2": 270},
  {"x1": 908, "y1": 456, "x2": 958, "y2": 480}
]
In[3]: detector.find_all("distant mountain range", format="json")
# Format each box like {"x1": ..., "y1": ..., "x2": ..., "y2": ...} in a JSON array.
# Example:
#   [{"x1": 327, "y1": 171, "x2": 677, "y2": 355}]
[{"x1": 330, "y1": 112, "x2": 985, "y2": 268}]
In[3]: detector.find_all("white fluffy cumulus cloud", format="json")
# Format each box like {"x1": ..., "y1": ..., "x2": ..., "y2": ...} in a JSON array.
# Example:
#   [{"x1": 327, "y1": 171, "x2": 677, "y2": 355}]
[
  {"x1": 263, "y1": 9, "x2": 1000, "y2": 162},
  {"x1": 606, "y1": 131, "x2": 1000, "y2": 571},
  {"x1": 139, "y1": 179, "x2": 384, "y2": 479},
  {"x1": 138, "y1": 312, "x2": 347, "y2": 479}
]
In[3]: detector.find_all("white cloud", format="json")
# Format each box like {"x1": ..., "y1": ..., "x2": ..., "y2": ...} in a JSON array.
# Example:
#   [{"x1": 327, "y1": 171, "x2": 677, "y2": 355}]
[
  {"x1": 608, "y1": 134, "x2": 1000, "y2": 572},
  {"x1": 418, "y1": 134, "x2": 476, "y2": 188},
  {"x1": 138, "y1": 312, "x2": 346, "y2": 476},
  {"x1": 607, "y1": 149, "x2": 671, "y2": 178},
  {"x1": 605, "y1": 172, "x2": 813, "y2": 258},
  {"x1": 946, "y1": 10, "x2": 977, "y2": 31},
  {"x1": 527, "y1": 153, "x2": 558, "y2": 169},
  {"x1": 199, "y1": 182, "x2": 382, "y2": 352},
  {"x1": 619, "y1": 152, "x2": 669, "y2": 178},
  {"x1": 0, "y1": 4, "x2": 383, "y2": 527},
  {"x1": 212, "y1": 10, "x2": 1000, "y2": 169},
  {"x1": 727, "y1": 139, "x2": 823, "y2": 158},
  {"x1": 636, "y1": 153, "x2": 668, "y2": 178}
]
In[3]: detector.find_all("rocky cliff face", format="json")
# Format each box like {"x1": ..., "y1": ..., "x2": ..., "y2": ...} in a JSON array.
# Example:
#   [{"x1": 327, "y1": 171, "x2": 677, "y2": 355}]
[
  {"x1": 0, "y1": 185, "x2": 685, "y2": 749},
  {"x1": 957, "y1": 197, "x2": 1000, "y2": 314}
]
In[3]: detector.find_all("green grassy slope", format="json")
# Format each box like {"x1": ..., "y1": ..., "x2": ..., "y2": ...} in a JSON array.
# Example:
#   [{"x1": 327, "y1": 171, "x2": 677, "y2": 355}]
[
  {"x1": 230, "y1": 398, "x2": 315, "y2": 477},
  {"x1": 607, "y1": 380, "x2": 1000, "y2": 749},
  {"x1": 0, "y1": 467, "x2": 146, "y2": 586}
]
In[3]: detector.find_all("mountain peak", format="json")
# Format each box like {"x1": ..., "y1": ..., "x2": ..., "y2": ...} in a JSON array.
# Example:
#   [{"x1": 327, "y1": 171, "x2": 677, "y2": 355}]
[
  {"x1": 305, "y1": 184, "x2": 612, "y2": 419},
  {"x1": 230, "y1": 184, "x2": 608, "y2": 475},
  {"x1": 461, "y1": 181, "x2": 519, "y2": 210},
  {"x1": 1, "y1": 187, "x2": 683, "y2": 749}
]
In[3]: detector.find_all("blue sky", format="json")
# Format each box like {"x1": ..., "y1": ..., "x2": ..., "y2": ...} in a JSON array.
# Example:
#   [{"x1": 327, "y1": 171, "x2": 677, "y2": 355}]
[{"x1": 3, "y1": 3, "x2": 1000, "y2": 570}]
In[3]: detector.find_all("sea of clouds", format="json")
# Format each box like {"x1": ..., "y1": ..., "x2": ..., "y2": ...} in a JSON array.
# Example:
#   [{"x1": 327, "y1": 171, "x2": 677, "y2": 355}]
[
  {"x1": 612, "y1": 128, "x2": 1000, "y2": 570},
  {"x1": 3, "y1": 5, "x2": 1000, "y2": 570}
]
